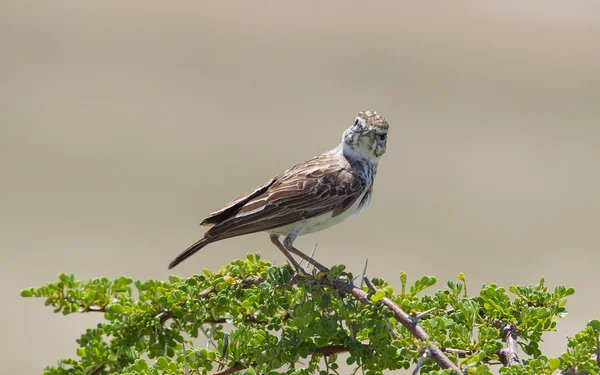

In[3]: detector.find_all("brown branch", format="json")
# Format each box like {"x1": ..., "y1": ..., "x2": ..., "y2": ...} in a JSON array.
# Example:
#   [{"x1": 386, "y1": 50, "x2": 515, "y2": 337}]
[
  {"x1": 207, "y1": 345, "x2": 369, "y2": 375},
  {"x1": 442, "y1": 348, "x2": 472, "y2": 358},
  {"x1": 363, "y1": 276, "x2": 378, "y2": 293},
  {"x1": 325, "y1": 276, "x2": 460, "y2": 372},
  {"x1": 209, "y1": 362, "x2": 246, "y2": 375},
  {"x1": 494, "y1": 320, "x2": 521, "y2": 366},
  {"x1": 91, "y1": 364, "x2": 106, "y2": 375}
]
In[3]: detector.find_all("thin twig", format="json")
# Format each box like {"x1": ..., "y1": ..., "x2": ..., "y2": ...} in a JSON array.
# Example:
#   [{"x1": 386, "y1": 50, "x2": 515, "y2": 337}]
[
  {"x1": 301, "y1": 243, "x2": 318, "y2": 271},
  {"x1": 201, "y1": 325, "x2": 217, "y2": 349},
  {"x1": 182, "y1": 341, "x2": 189, "y2": 375},
  {"x1": 363, "y1": 276, "x2": 377, "y2": 293}
]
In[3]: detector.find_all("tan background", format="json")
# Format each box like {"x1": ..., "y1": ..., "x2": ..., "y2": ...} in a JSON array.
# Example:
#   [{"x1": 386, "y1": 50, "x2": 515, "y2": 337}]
[{"x1": 2, "y1": 2, "x2": 599, "y2": 373}]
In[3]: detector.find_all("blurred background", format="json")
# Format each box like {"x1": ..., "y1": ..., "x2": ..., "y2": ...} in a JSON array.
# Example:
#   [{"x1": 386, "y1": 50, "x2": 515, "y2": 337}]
[{"x1": 2, "y1": 1, "x2": 599, "y2": 373}]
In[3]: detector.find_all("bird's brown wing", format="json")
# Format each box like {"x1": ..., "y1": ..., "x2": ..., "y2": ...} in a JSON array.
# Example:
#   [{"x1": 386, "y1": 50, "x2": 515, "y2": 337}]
[
  {"x1": 200, "y1": 178, "x2": 276, "y2": 228},
  {"x1": 203, "y1": 153, "x2": 368, "y2": 241}
]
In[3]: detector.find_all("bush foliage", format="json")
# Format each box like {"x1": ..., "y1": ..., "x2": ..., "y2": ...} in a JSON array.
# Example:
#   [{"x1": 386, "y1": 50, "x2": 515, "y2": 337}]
[{"x1": 21, "y1": 253, "x2": 599, "y2": 375}]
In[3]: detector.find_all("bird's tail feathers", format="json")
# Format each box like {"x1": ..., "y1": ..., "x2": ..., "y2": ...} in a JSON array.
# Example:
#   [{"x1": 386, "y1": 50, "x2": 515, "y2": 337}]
[{"x1": 168, "y1": 237, "x2": 212, "y2": 270}]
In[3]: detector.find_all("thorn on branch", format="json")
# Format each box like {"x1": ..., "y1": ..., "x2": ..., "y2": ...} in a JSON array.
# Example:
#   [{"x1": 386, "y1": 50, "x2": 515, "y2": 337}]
[
  {"x1": 411, "y1": 308, "x2": 437, "y2": 325},
  {"x1": 156, "y1": 309, "x2": 174, "y2": 325},
  {"x1": 309, "y1": 243, "x2": 319, "y2": 272},
  {"x1": 385, "y1": 318, "x2": 396, "y2": 340},
  {"x1": 359, "y1": 258, "x2": 368, "y2": 289},
  {"x1": 221, "y1": 333, "x2": 230, "y2": 359},
  {"x1": 412, "y1": 347, "x2": 431, "y2": 375}
]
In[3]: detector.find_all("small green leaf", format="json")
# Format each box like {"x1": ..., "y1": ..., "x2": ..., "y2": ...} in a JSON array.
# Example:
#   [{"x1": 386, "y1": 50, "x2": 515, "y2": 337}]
[
  {"x1": 271, "y1": 358, "x2": 282, "y2": 369},
  {"x1": 549, "y1": 357, "x2": 561, "y2": 370},
  {"x1": 371, "y1": 290, "x2": 386, "y2": 303},
  {"x1": 588, "y1": 319, "x2": 600, "y2": 331}
]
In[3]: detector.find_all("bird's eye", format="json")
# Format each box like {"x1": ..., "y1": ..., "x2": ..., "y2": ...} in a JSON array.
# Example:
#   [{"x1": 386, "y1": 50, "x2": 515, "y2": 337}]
[{"x1": 378, "y1": 134, "x2": 387, "y2": 141}]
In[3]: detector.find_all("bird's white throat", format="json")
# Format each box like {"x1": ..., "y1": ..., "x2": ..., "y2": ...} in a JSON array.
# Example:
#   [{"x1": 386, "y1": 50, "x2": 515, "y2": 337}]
[{"x1": 342, "y1": 141, "x2": 380, "y2": 167}]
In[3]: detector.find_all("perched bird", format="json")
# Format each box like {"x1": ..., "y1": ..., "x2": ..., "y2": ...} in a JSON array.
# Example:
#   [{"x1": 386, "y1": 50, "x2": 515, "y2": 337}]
[{"x1": 168, "y1": 110, "x2": 389, "y2": 271}]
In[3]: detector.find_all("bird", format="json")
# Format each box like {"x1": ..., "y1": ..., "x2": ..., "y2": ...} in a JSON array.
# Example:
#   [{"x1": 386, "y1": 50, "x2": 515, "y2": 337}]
[{"x1": 168, "y1": 110, "x2": 389, "y2": 271}]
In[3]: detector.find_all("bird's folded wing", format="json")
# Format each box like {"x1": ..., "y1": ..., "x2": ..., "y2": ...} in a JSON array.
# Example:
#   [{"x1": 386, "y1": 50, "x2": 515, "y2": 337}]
[
  {"x1": 200, "y1": 178, "x2": 275, "y2": 228},
  {"x1": 203, "y1": 161, "x2": 367, "y2": 239}
]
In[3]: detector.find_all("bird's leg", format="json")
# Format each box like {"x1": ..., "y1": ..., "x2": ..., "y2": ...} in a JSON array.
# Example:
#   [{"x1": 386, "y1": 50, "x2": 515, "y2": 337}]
[
  {"x1": 269, "y1": 234, "x2": 304, "y2": 272},
  {"x1": 282, "y1": 234, "x2": 330, "y2": 273}
]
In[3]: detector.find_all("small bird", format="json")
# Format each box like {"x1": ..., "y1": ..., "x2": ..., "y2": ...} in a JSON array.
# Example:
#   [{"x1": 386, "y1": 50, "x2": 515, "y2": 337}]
[{"x1": 168, "y1": 110, "x2": 389, "y2": 271}]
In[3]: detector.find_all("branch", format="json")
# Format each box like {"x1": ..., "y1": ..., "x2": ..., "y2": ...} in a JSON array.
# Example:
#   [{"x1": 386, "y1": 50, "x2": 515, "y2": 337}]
[
  {"x1": 207, "y1": 345, "x2": 369, "y2": 375},
  {"x1": 412, "y1": 348, "x2": 431, "y2": 375},
  {"x1": 442, "y1": 348, "x2": 472, "y2": 358},
  {"x1": 324, "y1": 275, "x2": 460, "y2": 372},
  {"x1": 494, "y1": 320, "x2": 521, "y2": 366},
  {"x1": 209, "y1": 362, "x2": 246, "y2": 375}
]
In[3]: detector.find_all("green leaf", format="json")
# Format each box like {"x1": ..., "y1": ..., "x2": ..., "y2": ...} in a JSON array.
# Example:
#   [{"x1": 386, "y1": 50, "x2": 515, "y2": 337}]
[
  {"x1": 588, "y1": 319, "x2": 600, "y2": 331},
  {"x1": 548, "y1": 357, "x2": 561, "y2": 370},
  {"x1": 271, "y1": 358, "x2": 282, "y2": 369},
  {"x1": 370, "y1": 290, "x2": 386, "y2": 303}
]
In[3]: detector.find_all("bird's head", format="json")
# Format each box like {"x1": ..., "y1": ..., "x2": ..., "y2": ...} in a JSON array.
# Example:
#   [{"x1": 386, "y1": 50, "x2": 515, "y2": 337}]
[{"x1": 342, "y1": 110, "x2": 389, "y2": 163}]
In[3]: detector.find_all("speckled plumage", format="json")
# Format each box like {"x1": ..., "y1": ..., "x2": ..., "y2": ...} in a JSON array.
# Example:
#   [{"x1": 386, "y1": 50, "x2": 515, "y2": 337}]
[{"x1": 168, "y1": 110, "x2": 389, "y2": 270}]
